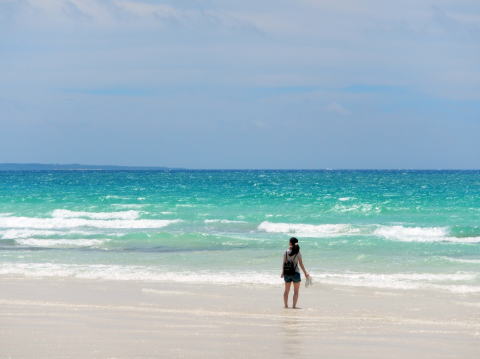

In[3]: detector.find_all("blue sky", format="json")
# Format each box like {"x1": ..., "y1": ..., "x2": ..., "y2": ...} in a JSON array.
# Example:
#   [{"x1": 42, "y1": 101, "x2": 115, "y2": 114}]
[{"x1": 1, "y1": 0, "x2": 479, "y2": 169}]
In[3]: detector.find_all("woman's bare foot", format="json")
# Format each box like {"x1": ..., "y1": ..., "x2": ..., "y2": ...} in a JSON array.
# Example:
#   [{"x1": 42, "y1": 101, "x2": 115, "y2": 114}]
[{"x1": 292, "y1": 307, "x2": 301, "y2": 309}]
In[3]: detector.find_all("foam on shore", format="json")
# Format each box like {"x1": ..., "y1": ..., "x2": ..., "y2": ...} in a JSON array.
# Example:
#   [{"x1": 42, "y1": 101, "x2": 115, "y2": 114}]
[
  {"x1": 1, "y1": 263, "x2": 478, "y2": 294},
  {"x1": 0, "y1": 215, "x2": 180, "y2": 229}
]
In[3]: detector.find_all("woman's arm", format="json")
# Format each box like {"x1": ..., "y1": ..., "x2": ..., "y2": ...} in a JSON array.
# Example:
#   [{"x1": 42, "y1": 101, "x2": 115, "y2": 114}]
[{"x1": 298, "y1": 257, "x2": 310, "y2": 277}]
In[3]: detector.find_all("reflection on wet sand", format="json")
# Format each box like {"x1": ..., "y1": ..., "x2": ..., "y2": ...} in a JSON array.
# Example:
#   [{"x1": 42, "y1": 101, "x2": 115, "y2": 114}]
[{"x1": 281, "y1": 313, "x2": 305, "y2": 356}]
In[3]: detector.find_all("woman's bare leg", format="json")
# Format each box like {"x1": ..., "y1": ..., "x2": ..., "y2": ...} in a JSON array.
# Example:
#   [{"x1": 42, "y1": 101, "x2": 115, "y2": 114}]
[
  {"x1": 292, "y1": 282, "x2": 300, "y2": 308},
  {"x1": 283, "y1": 282, "x2": 292, "y2": 308}
]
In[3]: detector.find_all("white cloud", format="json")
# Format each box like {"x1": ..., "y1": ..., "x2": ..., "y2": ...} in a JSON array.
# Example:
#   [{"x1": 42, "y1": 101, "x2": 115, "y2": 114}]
[
  {"x1": 10, "y1": 0, "x2": 258, "y2": 30},
  {"x1": 113, "y1": 0, "x2": 180, "y2": 19},
  {"x1": 20, "y1": 0, "x2": 117, "y2": 25},
  {"x1": 1, "y1": 0, "x2": 479, "y2": 100},
  {"x1": 68, "y1": 0, "x2": 116, "y2": 24},
  {"x1": 326, "y1": 102, "x2": 351, "y2": 116}
]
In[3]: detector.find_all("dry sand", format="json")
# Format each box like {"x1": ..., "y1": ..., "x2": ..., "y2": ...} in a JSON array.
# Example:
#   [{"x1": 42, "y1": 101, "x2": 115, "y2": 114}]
[{"x1": 1, "y1": 276, "x2": 479, "y2": 358}]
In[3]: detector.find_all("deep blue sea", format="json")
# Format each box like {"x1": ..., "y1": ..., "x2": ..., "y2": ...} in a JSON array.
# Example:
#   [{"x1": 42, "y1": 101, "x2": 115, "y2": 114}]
[{"x1": 1, "y1": 170, "x2": 479, "y2": 293}]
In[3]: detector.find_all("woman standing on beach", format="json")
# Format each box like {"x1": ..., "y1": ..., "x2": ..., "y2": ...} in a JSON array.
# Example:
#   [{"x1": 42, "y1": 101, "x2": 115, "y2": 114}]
[{"x1": 281, "y1": 237, "x2": 310, "y2": 309}]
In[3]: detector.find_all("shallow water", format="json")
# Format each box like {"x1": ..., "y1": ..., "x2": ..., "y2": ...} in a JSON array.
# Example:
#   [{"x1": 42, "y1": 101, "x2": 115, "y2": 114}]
[{"x1": 1, "y1": 170, "x2": 479, "y2": 293}]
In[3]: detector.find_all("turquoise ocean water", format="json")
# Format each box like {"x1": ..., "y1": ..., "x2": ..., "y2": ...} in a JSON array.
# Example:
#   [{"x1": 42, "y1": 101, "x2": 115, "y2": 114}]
[{"x1": 1, "y1": 170, "x2": 479, "y2": 293}]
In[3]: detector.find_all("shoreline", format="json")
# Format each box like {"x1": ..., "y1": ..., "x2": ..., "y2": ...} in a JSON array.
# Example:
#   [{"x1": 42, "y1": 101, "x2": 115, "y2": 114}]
[{"x1": 1, "y1": 276, "x2": 479, "y2": 358}]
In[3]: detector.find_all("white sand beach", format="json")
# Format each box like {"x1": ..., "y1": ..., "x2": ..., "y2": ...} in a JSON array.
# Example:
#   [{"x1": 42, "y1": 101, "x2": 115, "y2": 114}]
[{"x1": 1, "y1": 276, "x2": 479, "y2": 358}]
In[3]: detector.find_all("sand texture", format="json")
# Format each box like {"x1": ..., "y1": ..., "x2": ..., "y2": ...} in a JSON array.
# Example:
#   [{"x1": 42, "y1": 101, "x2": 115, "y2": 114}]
[{"x1": 1, "y1": 277, "x2": 479, "y2": 358}]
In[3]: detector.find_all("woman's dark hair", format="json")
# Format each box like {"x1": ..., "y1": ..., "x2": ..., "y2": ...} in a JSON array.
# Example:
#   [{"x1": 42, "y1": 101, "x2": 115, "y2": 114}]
[{"x1": 289, "y1": 237, "x2": 300, "y2": 255}]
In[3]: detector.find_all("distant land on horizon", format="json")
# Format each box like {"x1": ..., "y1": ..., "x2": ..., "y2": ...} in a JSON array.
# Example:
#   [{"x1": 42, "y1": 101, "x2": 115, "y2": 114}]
[
  {"x1": 0, "y1": 163, "x2": 179, "y2": 171},
  {"x1": 0, "y1": 163, "x2": 478, "y2": 171}
]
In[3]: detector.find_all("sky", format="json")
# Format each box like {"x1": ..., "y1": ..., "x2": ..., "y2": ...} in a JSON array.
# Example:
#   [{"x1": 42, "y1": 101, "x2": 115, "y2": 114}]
[{"x1": 1, "y1": 0, "x2": 479, "y2": 169}]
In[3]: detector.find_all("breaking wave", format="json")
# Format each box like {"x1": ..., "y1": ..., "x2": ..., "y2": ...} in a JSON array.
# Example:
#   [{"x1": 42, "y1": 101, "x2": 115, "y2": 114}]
[
  {"x1": 0, "y1": 229, "x2": 93, "y2": 240},
  {"x1": 374, "y1": 226, "x2": 480, "y2": 243},
  {"x1": 258, "y1": 221, "x2": 480, "y2": 243},
  {"x1": 0, "y1": 216, "x2": 180, "y2": 229},
  {"x1": 1, "y1": 263, "x2": 478, "y2": 294},
  {"x1": 14, "y1": 238, "x2": 110, "y2": 248},
  {"x1": 205, "y1": 219, "x2": 247, "y2": 224},
  {"x1": 52, "y1": 209, "x2": 140, "y2": 220},
  {"x1": 258, "y1": 221, "x2": 361, "y2": 237},
  {"x1": 440, "y1": 257, "x2": 480, "y2": 264}
]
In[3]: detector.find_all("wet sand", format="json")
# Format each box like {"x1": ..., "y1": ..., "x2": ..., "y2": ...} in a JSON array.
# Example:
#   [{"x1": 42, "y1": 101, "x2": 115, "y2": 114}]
[{"x1": 1, "y1": 276, "x2": 479, "y2": 358}]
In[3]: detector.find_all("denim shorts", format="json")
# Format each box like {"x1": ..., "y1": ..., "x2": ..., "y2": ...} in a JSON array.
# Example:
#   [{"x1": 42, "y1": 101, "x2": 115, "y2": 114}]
[{"x1": 284, "y1": 272, "x2": 301, "y2": 283}]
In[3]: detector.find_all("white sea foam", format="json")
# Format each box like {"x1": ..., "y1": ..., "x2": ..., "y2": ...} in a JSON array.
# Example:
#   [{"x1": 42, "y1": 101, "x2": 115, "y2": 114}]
[
  {"x1": 314, "y1": 272, "x2": 480, "y2": 293},
  {"x1": 0, "y1": 263, "x2": 478, "y2": 294},
  {"x1": 258, "y1": 221, "x2": 361, "y2": 237},
  {"x1": 205, "y1": 219, "x2": 247, "y2": 224},
  {"x1": 338, "y1": 197, "x2": 354, "y2": 201},
  {"x1": 52, "y1": 209, "x2": 140, "y2": 220},
  {"x1": 111, "y1": 204, "x2": 145, "y2": 209},
  {"x1": 257, "y1": 222, "x2": 480, "y2": 243},
  {"x1": 0, "y1": 216, "x2": 180, "y2": 229},
  {"x1": 317, "y1": 272, "x2": 476, "y2": 283},
  {"x1": 374, "y1": 225, "x2": 447, "y2": 241},
  {"x1": 265, "y1": 214, "x2": 283, "y2": 218},
  {"x1": 0, "y1": 229, "x2": 94, "y2": 240},
  {"x1": 374, "y1": 225, "x2": 480, "y2": 243},
  {"x1": 15, "y1": 238, "x2": 109, "y2": 248},
  {"x1": 441, "y1": 257, "x2": 480, "y2": 264},
  {"x1": 331, "y1": 203, "x2": 381, "y2": 214},
  {"x1": 0, "y1": 263, "x2": 278, "y2": 284},
  {"x1": 104, "y1": 195, "x2": 129, "y2": 199},
  {"x1": 439, "y1": 237, "x2": 480, "y2": 244}
]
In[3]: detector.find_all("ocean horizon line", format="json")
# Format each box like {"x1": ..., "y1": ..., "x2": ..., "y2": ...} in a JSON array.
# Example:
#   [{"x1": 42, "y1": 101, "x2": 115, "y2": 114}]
[{"x1": 0, "y1": 163, "x2": 479, "y2": 172}]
